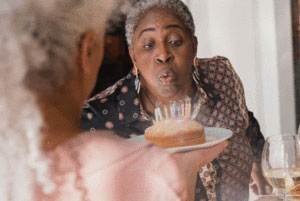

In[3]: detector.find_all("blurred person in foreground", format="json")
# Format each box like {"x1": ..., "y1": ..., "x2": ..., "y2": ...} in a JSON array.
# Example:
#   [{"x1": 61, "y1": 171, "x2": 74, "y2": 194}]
[
  {"x1": 0, "y1": 0, "x2": 226, "y2": 200},
  {"x1": 81, "y1": 0, "x2": 271, "y2": 200}
]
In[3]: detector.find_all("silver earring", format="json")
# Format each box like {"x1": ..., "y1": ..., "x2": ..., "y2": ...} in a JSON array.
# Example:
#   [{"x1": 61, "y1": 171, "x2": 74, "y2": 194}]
[{"x1": 134, "y1": 65, "x2": 141, "y2": 94}]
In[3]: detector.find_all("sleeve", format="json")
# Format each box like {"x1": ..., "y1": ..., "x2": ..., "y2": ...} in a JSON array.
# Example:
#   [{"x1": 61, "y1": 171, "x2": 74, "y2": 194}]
[
  {"x1": 245, "y1": 111, "x2": 265, "y2": 162},
  {"x1": 196, "y1": 56, "x2": 249, "y2": 130},
  {"x1": 217, "y1": 57, "x2": 265, "y2": 162},
  {"x1": 196, "y1": 56, "x2": 265, "y2": 161},
  {"x1": 81, "y1": 93, "x2": 120, "y2": 132},
  {"x1": 81, "y1": 103, "x2": 105, "y2": 131},
  {"x1": 217, "y1": 56, "x2": 249, "y2": 129},
  {"x1": 213, "y1": 56, "x2": 265, "y2": 161}
]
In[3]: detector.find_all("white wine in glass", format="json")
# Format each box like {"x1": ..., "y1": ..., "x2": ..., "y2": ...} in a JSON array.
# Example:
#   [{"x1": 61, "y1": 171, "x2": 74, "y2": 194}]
[
  {"x1": 261, "y1": 135, "x2": 300, "y2": 199},
  {"x1": 264, "y1": 168, "x2": 300, "y2": 193}
]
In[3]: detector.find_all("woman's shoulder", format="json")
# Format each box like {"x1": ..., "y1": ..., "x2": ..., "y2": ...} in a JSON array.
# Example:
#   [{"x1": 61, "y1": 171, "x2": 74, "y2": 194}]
[
  {"x1": 195, "y1": 56, "x2": 236, "y2": 76},
  {"x1": 81, "y1": 70, "x2": 138, "y2": 131},
  {"x1": 194, "y1": 56, "x2": 244, "y2": 89},
  {"x1": 43, "y1": 132, "x2": 182, "y2": 200},
  {"x1": 59, "y1": 131, "x2": 173, "y2": 174},
  {"x1": 48, "y1": 132, "x2": 152, "y2": 178},
  {"x1": 197, "y1": 55, "x2": 229, "y2": 63},
  {"x1": 85, "y1": 72, "x2": 134, "y2": 105},
  {"x1": 48, "y1": 132, "x2": 183, "y2": 200},
  {"x1": 194, "y1": 56, "x2": 249, "y2": 130}
]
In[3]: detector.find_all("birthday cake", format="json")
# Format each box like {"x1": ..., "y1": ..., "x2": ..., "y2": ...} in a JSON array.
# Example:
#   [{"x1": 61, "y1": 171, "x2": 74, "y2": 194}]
[
  {"x1": 145, "y1": 119, "x2": 205, "y2": 148},
  {"x1": 145, "y1": 97, "x2": 205, "y2": 148}
]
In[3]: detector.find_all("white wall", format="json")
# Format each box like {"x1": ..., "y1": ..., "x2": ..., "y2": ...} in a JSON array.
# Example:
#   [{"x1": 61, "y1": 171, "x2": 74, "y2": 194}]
[{"x1": 186, "y1": 0, "x2": 296, "y2": 137}]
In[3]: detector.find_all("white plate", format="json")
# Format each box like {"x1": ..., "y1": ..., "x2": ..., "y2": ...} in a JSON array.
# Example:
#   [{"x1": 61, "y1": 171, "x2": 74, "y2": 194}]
[{"x1": 128, "y1": 127, "x2": 232, "y2": 153}]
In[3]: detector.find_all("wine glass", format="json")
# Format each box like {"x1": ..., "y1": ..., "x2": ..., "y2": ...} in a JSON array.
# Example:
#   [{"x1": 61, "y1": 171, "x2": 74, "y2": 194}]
[{"x1": 261, "y1": 135, "x2": 300, "y2": 200}]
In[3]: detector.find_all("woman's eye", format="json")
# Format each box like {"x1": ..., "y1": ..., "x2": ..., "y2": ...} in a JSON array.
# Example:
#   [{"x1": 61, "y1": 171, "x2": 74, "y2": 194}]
[
  {"x1": 169, "y1": 40, "x2": 182, "y2": 47},
  {"x1": 143, "y1": 43, "x2": 154, "y2": 50}
]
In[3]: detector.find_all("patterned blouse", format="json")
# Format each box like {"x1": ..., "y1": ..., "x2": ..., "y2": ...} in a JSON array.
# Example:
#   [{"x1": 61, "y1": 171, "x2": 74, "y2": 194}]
[{"x1": 81, "y1": 56, "x2": 265, "y2": 201}]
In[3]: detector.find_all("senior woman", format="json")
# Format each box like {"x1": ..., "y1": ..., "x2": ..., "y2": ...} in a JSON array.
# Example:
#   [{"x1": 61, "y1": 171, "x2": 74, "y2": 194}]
[
  {"x1": 0, "y1": 0, "x2": 226, "y2": 200},
  {"x1": 81, "y1": 0, "x2": 270, "y2": 200}
]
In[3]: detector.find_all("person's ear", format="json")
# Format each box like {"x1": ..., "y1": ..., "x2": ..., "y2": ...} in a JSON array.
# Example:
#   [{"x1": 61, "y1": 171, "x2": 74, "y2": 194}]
[
  {"x1": 192, "y1": 36, "x2": 198, "y2": 58},
  {"x1": 78, "y1": 30, "x2": 99, "y2": 73},
  {"x1": 128, "y1": 47, "x2": 137, "y2": 67}
]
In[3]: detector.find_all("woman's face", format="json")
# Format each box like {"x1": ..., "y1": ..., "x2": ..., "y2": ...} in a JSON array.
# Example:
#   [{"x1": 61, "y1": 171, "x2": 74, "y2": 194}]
[{"x1": 129, "y1": 7, "x2": 197, "y2": 100}]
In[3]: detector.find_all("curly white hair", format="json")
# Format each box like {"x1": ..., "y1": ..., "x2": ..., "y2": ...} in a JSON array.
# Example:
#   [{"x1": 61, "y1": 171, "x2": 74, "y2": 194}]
[{"x1": 125, "y1": 0, "x2": 195, "y2": 48}]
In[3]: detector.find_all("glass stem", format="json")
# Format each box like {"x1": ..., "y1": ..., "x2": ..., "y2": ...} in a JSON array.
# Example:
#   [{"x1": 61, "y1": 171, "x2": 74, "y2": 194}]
[{"x1": 284, "y1": 192, "x2": 287, "y2": 201}]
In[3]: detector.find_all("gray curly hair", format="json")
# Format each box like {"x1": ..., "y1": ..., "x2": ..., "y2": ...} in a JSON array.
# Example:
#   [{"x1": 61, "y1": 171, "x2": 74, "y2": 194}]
[
  {"x1": 125, "y1": 0, "x2": 195, "y2": 48},
  {"x1": 0, "y1": 0, "x2": 133, "y2": 200},
  {"x1": 13, "y1": 0, "x2": 116, "y2": 92}
]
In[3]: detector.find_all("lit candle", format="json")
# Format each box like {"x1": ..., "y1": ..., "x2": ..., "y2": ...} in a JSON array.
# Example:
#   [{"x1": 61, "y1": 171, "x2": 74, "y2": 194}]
[
  {"x1": 178, "y1": 100, "x2": 185, "y2": 118},
  {"x1": 170, "y1": 101, "x2": 176, "y2": 118},
  {"x1": 155, "y1": 108, "x2": 159, "y2": 122},
  {"x1": 177, "y1": 106, "x2": 182, "y2": 119},
  {"x1": 164, "y1": 105, "x2": 169, "y2": 119},
  {"x1": 157, "y1": 107, "x2": 163, "y2": 121},
  {"x1": 185, "y1": 97, "x2": 191, "y2": 118},
  {"x1": 187, "y1": 102, "x2": 191, "y2": 118}
]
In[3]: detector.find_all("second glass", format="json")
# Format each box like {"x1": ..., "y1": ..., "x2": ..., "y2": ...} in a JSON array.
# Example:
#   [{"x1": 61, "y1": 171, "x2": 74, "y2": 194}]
[{"x1": 261, "y1": 135, "x2": 300, "y2": 199}]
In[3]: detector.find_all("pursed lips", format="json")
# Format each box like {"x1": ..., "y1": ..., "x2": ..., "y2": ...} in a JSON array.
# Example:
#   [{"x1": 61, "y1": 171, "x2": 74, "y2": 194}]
[{"x1": 158, "y1": 70, "x2": 175, "y2": 85}]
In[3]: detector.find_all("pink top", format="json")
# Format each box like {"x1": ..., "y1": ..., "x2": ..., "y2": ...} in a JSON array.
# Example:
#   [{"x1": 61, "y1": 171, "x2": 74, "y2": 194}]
[{"x1": 35, "y1": 131, "x2": 186, "y2": 201}]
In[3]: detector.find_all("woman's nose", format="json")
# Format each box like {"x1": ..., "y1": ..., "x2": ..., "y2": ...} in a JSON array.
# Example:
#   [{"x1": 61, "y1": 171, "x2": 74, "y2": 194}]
[{"x1": 155, "y1": 45, "x2": 174, "y2": 64}]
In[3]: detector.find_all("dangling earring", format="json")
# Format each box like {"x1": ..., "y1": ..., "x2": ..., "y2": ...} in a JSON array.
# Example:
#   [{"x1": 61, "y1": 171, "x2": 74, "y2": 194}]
[
  {"x1": 134, "y1": 65, "x2": 141, "y2": 94},
  {"x1": 192, "y1": 70, "x2": 200, "y2": 86}
]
